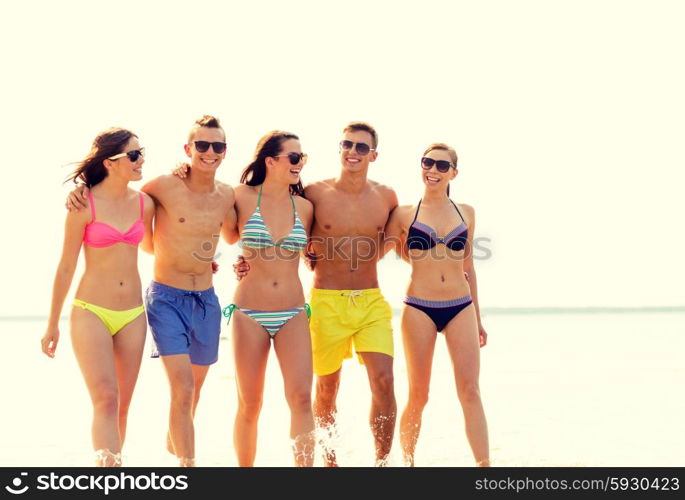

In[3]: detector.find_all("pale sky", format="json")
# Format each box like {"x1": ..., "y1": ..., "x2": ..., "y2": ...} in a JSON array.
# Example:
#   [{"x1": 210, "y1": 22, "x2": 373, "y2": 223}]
[{"x1": 1, "y1": 0, "x2": 683, "y2": 316}]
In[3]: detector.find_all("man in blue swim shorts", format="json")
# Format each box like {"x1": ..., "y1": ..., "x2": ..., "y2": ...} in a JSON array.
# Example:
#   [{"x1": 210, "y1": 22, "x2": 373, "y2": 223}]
[{"x1": 68, "y1": 115, "x2": 237, "y2": 466}]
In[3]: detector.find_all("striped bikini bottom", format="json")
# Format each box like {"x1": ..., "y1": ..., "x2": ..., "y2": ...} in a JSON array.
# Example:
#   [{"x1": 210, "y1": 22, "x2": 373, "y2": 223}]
[{"x1": 222, "y1": 303, "x2": 311, "y2": 338}]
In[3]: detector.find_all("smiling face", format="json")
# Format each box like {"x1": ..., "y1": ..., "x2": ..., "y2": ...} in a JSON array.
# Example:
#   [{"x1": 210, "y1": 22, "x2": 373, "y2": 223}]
[
  {"x1": 339, "y1": 129, "x2": 377, "y2": 172},
  {"x1": 266, "y1": 138, "x2": 305, "y2": 184},
  {"x1": 184, "y1": 126, "x2": 226, "y2": 172},
  {"x1": 422, "y1": 148, "x2": 457, "y2": 191},
  {"x1": 105, "y1": 136, "x2": 144, "y2": 182}
]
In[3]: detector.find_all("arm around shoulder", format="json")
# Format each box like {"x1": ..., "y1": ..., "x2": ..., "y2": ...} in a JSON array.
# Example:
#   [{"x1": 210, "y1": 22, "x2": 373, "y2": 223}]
[
  {"x1": 378, "y1": 183, "x2": 399, "y2": 211},
  {"x1": 297, "y1": 196, "x2": 314, "y2": 232},
  {"x1": 220, "y1": 183, "x2": 239, "y2": 245},
  {"x1": 140, "y1": 192, "x2": 155, "y2": 254},
  {"x1": 382, "y1": 204, "x2": 410, "y2": 260}
]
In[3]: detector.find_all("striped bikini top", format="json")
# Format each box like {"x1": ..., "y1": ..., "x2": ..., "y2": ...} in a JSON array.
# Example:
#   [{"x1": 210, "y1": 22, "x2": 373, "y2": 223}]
[{"x1": 240, "y1": 185, "x2": 308, "y2": 250}]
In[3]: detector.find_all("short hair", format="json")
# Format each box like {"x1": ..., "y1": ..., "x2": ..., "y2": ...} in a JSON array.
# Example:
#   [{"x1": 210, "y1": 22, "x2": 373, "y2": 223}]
[
  {"x1": 342, "y1": 121, "x2": 378, "y2": 149},
  {"x1": 188, "y1": 114, "x2": 225, "y2": 143}
]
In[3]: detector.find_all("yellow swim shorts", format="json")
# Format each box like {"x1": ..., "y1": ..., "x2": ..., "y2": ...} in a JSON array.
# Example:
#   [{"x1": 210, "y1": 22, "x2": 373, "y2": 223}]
[{"x1": 309, "y1": 288, "x2": 393, "y2": 376}]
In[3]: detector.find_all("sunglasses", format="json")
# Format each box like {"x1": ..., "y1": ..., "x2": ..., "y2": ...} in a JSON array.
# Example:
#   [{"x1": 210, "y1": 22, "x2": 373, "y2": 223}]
[
  {"x1": 108, "y1": 148, "x2": 145, "y2": 162},
  {"x1": 193, "y1": 141, "x2": 227, "y2": 154},
  {"x1": 339, "y1": 140, "x2": 375, "y2": 156},
  {"x1": 273, "y1": 152, "x2": 308, "y2": 166},
  {"x1": 421, "y1": 157, "x2": 455, "y2": 173}
]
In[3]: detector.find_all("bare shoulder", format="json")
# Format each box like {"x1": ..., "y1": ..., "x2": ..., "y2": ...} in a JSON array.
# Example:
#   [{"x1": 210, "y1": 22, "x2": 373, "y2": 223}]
[
  {"x1": 66, "y1": 200, "x2": 92, "y2": 225},
  {"x1": 294, "y1": 194, "x2": 314, "y2": 216},
  {"x1": 215, "y1": 180, "x2": 236, "y2": 202},
  {"x1": 233, "y1": 183, "x2": 256, "y2": 200},
  {"x1": 458, "y1": 202, "x2": 475, "y2": 216},
  {"x1": 139, "y1": 191, "x2": 156, "y2": 214},
  {"x1": 369, "y1": 179, "x2": 398, "y2": 207},
  {"x1": 457, "y1": 202, "x2": 475, "y2": 226},
  {"x1": 392, "y1": 204, "x2": 415, "y2": 224},
  {"x1": 304, "y1": 178, "x2": 335, "y2": 201},
  {"x1": 141, "y1": 174, "x2": 179, "y2": 197}
]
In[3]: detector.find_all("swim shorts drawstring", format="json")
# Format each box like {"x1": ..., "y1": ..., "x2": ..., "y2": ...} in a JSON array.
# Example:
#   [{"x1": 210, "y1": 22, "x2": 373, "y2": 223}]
[
  {"x1": 184, "y1": 291, "x2": 207, "y2": 319},
  {"x1": 341, "y1": 290, "x2": 363, "y2": 307}
]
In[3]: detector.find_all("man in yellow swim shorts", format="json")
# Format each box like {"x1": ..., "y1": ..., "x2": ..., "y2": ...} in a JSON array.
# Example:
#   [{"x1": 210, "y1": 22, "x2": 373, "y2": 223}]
[{"x1": 238, "y1": 122, "x2": 398, "y2": 466}]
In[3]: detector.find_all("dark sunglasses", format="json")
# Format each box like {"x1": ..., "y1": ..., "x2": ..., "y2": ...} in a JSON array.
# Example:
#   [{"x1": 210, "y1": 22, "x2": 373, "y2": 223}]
[
  {"x1": 421, "y1": 157, "x2": 455, "y2": 173},
  {"x1": 193, "y1": 141, "x2": 227, "y2": 154},
  {"x1": 273, "y1": 152, "x2": 308, "y2": 166},
  {"x1": 339, "y1": 140, "x2": 374, "y2": 156},
  {"x1": 108, "y1": 148, "x2": 145, "y2": 162}
]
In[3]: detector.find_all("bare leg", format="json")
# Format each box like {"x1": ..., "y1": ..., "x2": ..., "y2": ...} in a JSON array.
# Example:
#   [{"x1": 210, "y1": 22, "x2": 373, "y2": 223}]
[
  {"x1": 444, "y1": 304, "x2": 490, "y2": 466},
  {"x1": 273, "y1": 312, "x2": 315, "y2": 467},
  {"x1": 399, "y1": 305, "x2": 437, "y2": 466},
  {"x1": 70, "y1": 308, "x2": 121, "y2": 466},
  {"x1": 313, "y1": 369, "x2": 341, "y2": 467},
  {"x1": 359, "y1": 352, "x2": 396, "y2": 466},
  {"x1": 112, "y1": 313, "x2": 146, "y2": 447},
  {"x1": 232, "y1": 311, "x2": 270, "y2": 467},
  {"x1": 160, "y1": 354, "x2": 196, "y2": 464},
  {"x1": 166, "y1": 363, "x2": 210, "y2": 456}
]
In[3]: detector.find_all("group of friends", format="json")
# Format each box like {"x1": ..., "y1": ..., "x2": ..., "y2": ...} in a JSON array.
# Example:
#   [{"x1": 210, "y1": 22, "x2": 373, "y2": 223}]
[{"x1": 41, "y1": 116, "x2": 490, "y2": 467}]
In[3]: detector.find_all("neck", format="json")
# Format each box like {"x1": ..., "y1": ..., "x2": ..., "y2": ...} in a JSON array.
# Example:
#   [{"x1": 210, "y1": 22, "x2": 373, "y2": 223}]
[
  {"x1": 422, "y1": 187, "x2": 450, "y2": 205},
  {"x1": 260, "y1": 175, "x2": 291, "y2": 198},
  {"x1": 95, "y1": 177, "x2": 129, "y2": 199},
  {"x1": 336, "y1": 168, "x2": 369, "y2": 193},
  {"x1": 185, "y1": 168, "x2": 216, "y2": 193}
]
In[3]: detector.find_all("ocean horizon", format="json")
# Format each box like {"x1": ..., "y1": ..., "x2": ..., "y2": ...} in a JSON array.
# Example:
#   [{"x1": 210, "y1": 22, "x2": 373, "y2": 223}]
[{"x1": 4, "y1": 306, "x2": 684, "y2": 323}]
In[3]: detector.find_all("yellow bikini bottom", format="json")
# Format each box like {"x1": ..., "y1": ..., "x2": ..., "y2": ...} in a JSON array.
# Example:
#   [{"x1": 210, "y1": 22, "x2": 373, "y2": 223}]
[{"x1": 73, "y1": 299, "x2": 145, "y2": 335}]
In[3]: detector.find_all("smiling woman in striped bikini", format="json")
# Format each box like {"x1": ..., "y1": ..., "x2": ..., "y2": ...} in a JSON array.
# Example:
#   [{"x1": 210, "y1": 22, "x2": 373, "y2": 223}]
[{"x1": 222, "y1": 131, "x2": 315, "y2": 466}]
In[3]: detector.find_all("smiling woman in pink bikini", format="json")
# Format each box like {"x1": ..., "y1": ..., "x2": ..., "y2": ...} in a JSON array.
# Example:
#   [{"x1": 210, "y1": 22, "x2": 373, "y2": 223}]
[
  {"x1": 385, "y1": 142, "x2": 490, "y2": 467},
  {"x1": 42, "y1": 128, "x2": 154, "y2": 466}
]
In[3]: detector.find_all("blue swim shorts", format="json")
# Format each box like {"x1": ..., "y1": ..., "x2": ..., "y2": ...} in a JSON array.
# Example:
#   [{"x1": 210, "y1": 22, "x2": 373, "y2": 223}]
[{"x1": 145, "y1": 281, "x2": 221, "y2": 365}]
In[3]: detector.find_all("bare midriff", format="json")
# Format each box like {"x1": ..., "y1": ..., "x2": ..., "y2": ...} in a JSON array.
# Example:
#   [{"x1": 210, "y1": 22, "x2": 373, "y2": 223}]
[
  {"x1": 233, "y1": 248, "x2": 305, "y2": 309},
  {"x1": 75, "y1": 245, "x2": 142, "y2": 308},
  {"x1": 406, "y1": 247, "x2": 470, "y2": 300}
]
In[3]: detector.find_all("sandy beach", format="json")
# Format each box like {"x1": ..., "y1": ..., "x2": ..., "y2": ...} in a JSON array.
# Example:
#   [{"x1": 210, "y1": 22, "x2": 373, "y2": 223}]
[{"x1": 2, "y1": 310, "x2": 683, "y2": 467}]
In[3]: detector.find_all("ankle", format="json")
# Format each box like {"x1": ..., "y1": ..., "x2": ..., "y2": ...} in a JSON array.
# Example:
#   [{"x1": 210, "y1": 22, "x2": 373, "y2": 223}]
[{"x1": 95, "y1": 449, "x2": 122, "y2": 467}]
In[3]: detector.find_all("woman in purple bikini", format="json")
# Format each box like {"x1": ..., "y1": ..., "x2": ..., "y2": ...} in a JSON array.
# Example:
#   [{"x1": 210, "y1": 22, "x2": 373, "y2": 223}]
[{"x1": 385, "y1": 142, "x2": 490, "y2": 467}]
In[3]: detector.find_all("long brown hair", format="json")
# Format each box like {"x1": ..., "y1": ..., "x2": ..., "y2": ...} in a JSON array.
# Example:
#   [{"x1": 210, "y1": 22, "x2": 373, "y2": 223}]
[
  {"x1": 66, "y1": 128, "x2": 137, "y2": 187},
  {"x1": 240, "y1": 131, "x2": 305, "y2": 197}
]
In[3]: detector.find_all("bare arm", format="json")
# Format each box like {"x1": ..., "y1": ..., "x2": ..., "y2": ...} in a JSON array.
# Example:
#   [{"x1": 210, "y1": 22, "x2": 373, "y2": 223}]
[
  {"x1": 140, "y1": 192, "x2": 156, "y2": 255},
  {"x1": 297, "y1": 197, "x2": 315, "y2": 265},
  {"x1": 302, "y1": 183, "x2": 321, "y2": 271},
  {"x1": 378, "y1": 186, "x2": 400, "y2": 259},
  {"x1": 41, "y1": 210, "x2": 88, "y2": 357},
  {"x1": 220, "y1": 185, "x2": 239, "y2": 245},
  {"x1": 382, "y1": 205, "x2": 409, "y2": 261},
  {"x1": 462, "y1": 204, "x2": 487, "y2": 347}
]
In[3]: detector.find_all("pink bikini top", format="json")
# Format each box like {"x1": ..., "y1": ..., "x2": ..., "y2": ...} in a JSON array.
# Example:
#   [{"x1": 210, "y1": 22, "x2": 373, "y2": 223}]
[{"x1": 83, "y1": 192, "x2": 145, "y2": 248}]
